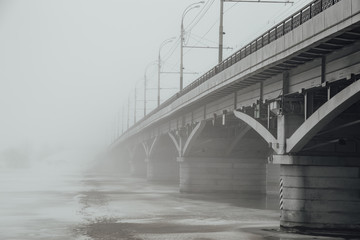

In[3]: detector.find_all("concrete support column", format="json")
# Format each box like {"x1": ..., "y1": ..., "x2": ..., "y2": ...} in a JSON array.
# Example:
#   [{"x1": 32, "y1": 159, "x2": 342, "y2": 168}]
[
  {"x1": 130, "y1": 160, "x2": 147, "y2": 178},
  {"x1": 275, "y1": 155, "x2": 360, "y2": 231},
  {"x1": 266, "y1": 163, "x2": 280, "y2": 209},
  {"x1": 146, "y1": 158, "x2": 179, "y2": 182},
  {"x1": 178, "y1": 157, "x2": 266, "y2": 193},
  {"x1": 266, "y1": 163, "x2": 280, "y2": 196}
]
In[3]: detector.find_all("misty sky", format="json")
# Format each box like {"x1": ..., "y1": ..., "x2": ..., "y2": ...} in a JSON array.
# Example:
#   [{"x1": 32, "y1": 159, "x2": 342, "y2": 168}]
[{"x1": 0, "y1": 0, "x2": 312, "y2": 153}]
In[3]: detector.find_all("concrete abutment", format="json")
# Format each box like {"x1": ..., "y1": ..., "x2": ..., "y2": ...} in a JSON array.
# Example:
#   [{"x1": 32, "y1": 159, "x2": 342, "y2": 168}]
[
  {"x1": 178, "y1": 157, "x2": 279, "y2": 195},
  {"x1": 275, "y1": 155, "x2": 360, "y2": 231},
  {"x1": 130, "y1": 159, "x2": 147, "y2": 177},
  {"x1": 146, "y1": 158, "x2": 179, "y2": 182}
]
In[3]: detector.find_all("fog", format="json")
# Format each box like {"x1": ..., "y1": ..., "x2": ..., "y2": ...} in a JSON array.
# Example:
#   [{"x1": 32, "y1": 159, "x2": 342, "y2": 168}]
[
  {"x1": 1, "y1": 1, "x2": 331, "y2": 239},
  {"x1": 0, "y1": 0, "x2": 312, "y2": 169}
]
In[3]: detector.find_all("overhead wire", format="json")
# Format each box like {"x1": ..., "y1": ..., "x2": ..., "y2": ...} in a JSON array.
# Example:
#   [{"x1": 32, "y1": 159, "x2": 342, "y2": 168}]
[
  {"x1": 232, "y1": 0, "x2": 311, "y2": 48},
  {"x1": 162, "y1": 0, "x2": 217, "y2": 72},
  {"x1": 160, "y1": 0, "x2": 312, "y2": 83},
  {"x1": 166, "y1": 1, "x2": 219, "y2": 71},
  {"x1": 131, "y1": 0, "x2": 318, "y2": 119},
  {"x1": 191, "y1": 32, "x2": 218, "y2": 45},
  {"x1": 185, "y1": 0, "x2": 215, "y2": 45},
  {"x1": 162, "y1": 36, "x2": 181, "y2": 62},
  {"x1": 186, "y1": 0, "x2": 216, "y2": 32},
  {"x1": 174, "y1": 0, "x2": 312, "y2": 75}
]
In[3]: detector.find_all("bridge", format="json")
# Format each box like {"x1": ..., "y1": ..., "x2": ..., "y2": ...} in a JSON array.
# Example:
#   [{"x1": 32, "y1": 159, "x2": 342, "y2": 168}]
[{"x1": 110, "y1": 0, "x2": 360, "y2": 232}]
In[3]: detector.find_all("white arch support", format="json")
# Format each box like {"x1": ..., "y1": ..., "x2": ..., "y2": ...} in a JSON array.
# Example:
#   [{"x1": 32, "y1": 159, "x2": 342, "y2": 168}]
[
  {"x1": 168, "y1": 131, "x2": 181, "y2": 156},
  {"x1": 142, "y1": 137, "x2": 159, "y2": 158},
  {"x1": 233, "y1": 110, "x2": 277, "y2": 147},
  {"x1": 182, "y1": 121, "x2": 206, "y2": 157},
  {"x1": 224, "y1": 126, "x2": 251, "y2": 156},
  {"x1": 287, "y1": 80, "x2": 360, "y2": 153},
  {"x1": 168, "y1": 121, "x2": 206, "y2": 157},
  {"x1": 141, "y1": 142, "x2": 149, "y2": 156}
]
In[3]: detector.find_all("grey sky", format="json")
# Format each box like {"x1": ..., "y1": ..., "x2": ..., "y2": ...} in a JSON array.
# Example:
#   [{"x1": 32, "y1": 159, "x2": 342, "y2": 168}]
[{"x1": 0, "y1": 0, "x2": 312, "y2": 153}]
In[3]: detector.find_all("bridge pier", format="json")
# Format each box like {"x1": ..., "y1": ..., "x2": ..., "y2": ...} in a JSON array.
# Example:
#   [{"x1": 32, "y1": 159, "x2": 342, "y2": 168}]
[
  {"x1": 168, "y1": 120, "x2": 280, "y2": 196},
  {"x1": 178, "y1": 157, "x2": 276, "y2": 194},
  {"x1": 275, "y1": 155, "x2": 360, "y2": 231},
  {"x1": 128, "y1": 145, "x2": 147, "y2": 178},
  {"x1": 146, "y1": 158, "x2": 179, "y2": 182},
  {"x1": 142, "y1": 135, "x2": 180, "y2": 182},
  {"x1": 129, "y1": 159, "x2": 147, "y2": 177},
  {"x1": 266, "y1": 163, "x2": 281, "y2": 196}
]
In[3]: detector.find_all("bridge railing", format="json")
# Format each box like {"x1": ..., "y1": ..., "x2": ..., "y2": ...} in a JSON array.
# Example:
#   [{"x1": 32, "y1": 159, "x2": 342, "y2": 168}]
[{"x1": 119, "y1": 0, "x2": 341, "y2": 140}]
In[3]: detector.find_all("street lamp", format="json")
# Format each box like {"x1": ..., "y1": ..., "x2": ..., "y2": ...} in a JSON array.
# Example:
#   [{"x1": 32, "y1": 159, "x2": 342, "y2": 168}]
[
  {"x1": 180, "y1": 1, "x2": 204, "y2": 91},
  {"x1": 144, "y1": 61, "x2": 157, "y2": 116},
  {"x1": 158, "y1": 37, "x2": 175, "y2": 107},
  {"x1": 127, "y1": 93, "x2": 130, "y2": 129},
  {"x1": 121, "y1": 103, "x2": 125, "y2": 134},
  {"x1": 134, "y1": 86, "x2": 137, "y2": 123},
  {"x1": 133, "y1": 78, "x2": 143, "y2": 124}
]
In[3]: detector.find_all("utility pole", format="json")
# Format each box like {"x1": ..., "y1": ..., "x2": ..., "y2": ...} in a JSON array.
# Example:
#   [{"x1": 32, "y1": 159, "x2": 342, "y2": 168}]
[
  {"x1": 144, "y1": 74, "x2": 147, "y2": 117},
  {"x1": 157, "y1": 36, "x2": 175, "y2": 107},
  {"x1": 158, "y1": 53, "x2": 161, "y2": 106},
  {"x1": 144, "y1": 61, "x2": 157, "y2": 115},
  {"x1": 219, "y1": 0, "x2": 224, "y2": 63},
  {"x1": 134, "y1": 87, "x2": 137, "y2": 123},
  {"x1": 116, "y1": 111, "x2": 120, "y2": 138},
  {"x1": 113, "y1": 115, "x2": 116, "y2": 142},
  {"x1": 180, "y1": 20, "x2": 184, "y2": 91},
  {"x1": 180, "y1": 2, "x2": 204, "y2": 91},
  {"x1": 127, "y1": 94, "x2": 130, "y2": 129},
  {"x1": 218, "y1": 0, "x2": 293, "y2": 63},
  {"x1": 121, "y1": 104, "x2": 124, "y2": 134}
]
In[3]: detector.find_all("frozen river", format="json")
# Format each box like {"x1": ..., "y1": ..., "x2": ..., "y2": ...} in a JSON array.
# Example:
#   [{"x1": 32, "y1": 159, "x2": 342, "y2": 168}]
[{"x1": 0, "y1": 168, "x2": 349, "y2": 240}]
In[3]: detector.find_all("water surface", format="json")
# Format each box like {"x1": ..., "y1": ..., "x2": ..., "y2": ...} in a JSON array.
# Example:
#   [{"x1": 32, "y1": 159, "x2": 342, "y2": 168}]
[{"x1": 0, "y1": 168, "x2": 347, "y2": 240}]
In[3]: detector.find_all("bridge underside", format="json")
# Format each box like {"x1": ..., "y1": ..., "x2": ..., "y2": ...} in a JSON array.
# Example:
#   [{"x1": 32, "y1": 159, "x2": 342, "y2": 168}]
[
  {"x1": 274, "y1": 99, "x2": 360, "y2": 231},
  {"x1": 177, "y1": 122, "x2": 274, "y2": 194},
  {"x1": 145, "y1": 135, "x2": 179, "y2": 182}
]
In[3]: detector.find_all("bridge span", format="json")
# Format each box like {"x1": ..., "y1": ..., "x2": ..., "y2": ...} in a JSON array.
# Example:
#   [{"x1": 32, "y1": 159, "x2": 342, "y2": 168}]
[{"x1": 110, "y1": 0, "x2": 360, "y2": 232}]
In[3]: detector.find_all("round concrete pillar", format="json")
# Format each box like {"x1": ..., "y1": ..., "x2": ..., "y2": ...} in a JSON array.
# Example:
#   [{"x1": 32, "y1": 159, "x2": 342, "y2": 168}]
[
  {"x1": 179, "y1": 157, "x2": 266, "y2": 193},
  {"x1": 146, "y1": 158, "x2": 179, "y2": 182},
  {"x1": 279, "y1": 156, "x2": 360, "y2": 231}
]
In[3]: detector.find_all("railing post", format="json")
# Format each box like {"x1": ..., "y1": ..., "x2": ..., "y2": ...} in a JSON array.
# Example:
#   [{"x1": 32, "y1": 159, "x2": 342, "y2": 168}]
[
  {"x1": 283, "y1": 21, "x2": 285, "y2": 36},
  {"x1": 321, "y1": 0, "x2": 323, "y2": 11}
]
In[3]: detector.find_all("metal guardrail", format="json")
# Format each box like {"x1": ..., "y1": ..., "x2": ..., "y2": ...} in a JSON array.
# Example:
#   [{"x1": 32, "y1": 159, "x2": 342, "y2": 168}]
[{"x1": 120, "y1": 0, "x2": 341, "y2": 140}]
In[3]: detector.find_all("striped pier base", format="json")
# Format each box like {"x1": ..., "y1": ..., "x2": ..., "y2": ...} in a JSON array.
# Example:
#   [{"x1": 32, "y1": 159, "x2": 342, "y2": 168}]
[{"x1": 279, "y1": 177, "x2": 284, "y2": 211}]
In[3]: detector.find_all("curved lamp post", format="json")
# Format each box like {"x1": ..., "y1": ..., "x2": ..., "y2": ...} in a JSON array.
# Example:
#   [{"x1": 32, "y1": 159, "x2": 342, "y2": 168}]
[
  {"x1": 180, "y1": 1, "x2": 204, "y2": 91},
  {"x1": 144, "y1": 61, "x2": 157, "y2": 117},
  {"x1": 158, "y1": 37, "x2": 176, "y2": 106}
]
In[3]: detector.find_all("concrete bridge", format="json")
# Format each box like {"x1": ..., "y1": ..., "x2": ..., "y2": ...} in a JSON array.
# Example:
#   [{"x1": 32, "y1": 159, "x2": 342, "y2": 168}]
[{"x1": 110, "y1": 0, "x2": 360, "y2": 232}]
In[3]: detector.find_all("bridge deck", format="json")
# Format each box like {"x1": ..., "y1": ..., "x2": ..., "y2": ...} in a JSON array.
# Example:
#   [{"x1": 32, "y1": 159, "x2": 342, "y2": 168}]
[{"x1": 115, "y1": 0, "x2": 360, "y2": 146}]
